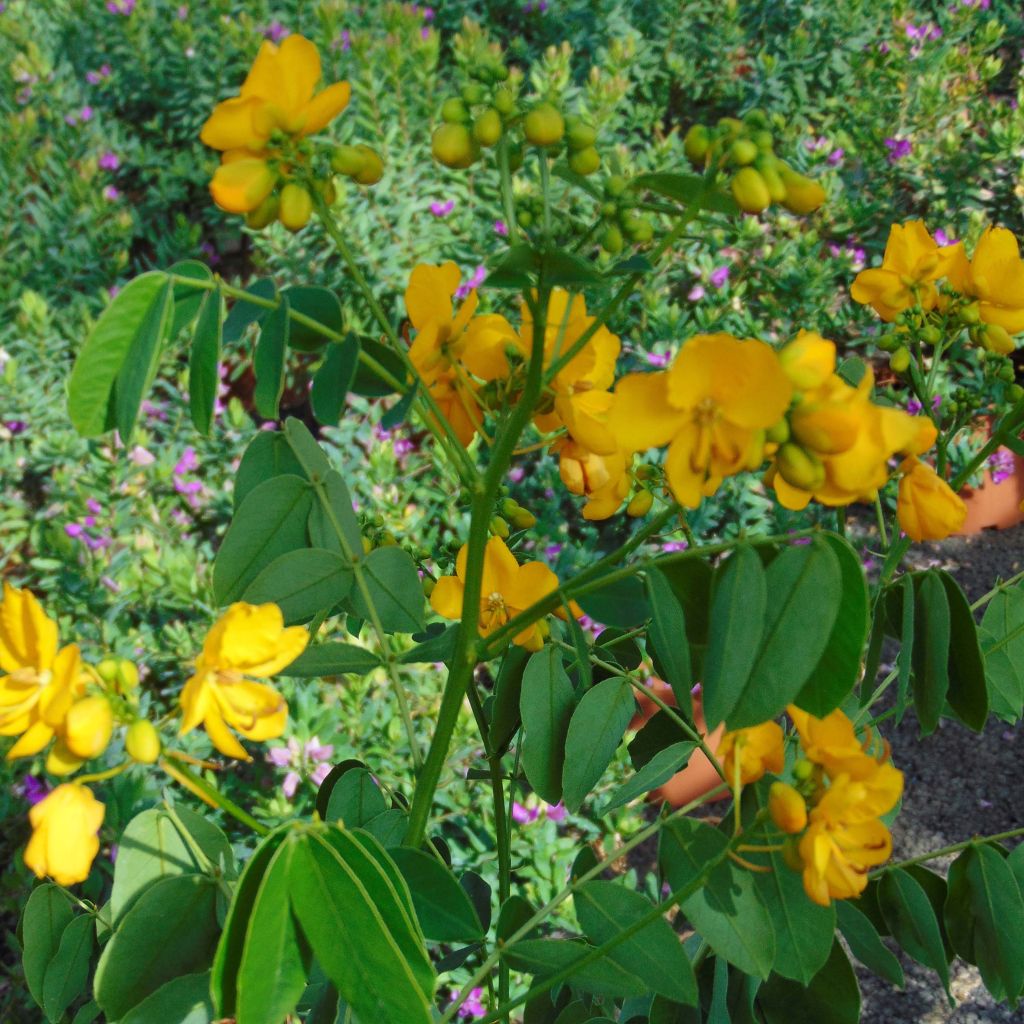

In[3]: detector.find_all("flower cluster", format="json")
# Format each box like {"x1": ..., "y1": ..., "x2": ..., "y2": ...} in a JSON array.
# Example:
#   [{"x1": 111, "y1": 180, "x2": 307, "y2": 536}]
[
  {"x1": 1, "y1": 584, "x2": 306, "y2": 885},
  {"x1": 720, "y1": 706, "x2": 903, "y2": 906}
]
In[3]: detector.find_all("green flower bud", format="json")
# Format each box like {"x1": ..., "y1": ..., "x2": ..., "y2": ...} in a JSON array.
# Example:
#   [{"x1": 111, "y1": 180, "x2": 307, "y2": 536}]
[
  {"x1": 566, "y1": 121, "x2": 597, "y2": 150},
  {"x1": 421, "y1": 576, "x2": 436, "y2": 598},
  {"x1": 330, "y1": 144, "x2": 367, "y2": 177},
  {"x1": 245, "y1": 192, "x2": 280, "y2": 230},
  {"x1": 754, "y1": 129, "x2": 774, "y2": 151},
  {"x1": 489, "y1": 516, "x2": 510, "y2": 539},
  {"x1": 604, "y1": 174, "x2": 628, "y2": 197},
  {"x1": 493, "y1": 87, "x2": 516, "y2": 117},
  {"x1": 125, "y1": 719, "x2": 161, "y2": 764},
  {"x1": 568, "y1": 145, "x2": 601, "y2": 176},
  {"x1": 473, "y1": 108, "x2": 503, "y2": 147},
  {"x1": 518, "y1": 210, "x2": 534, "y2": 227},
  {"x1": 600, "y1": 201, "x2": 618, "y2": 218},
  {"x1": 441, "y1": 97, "x2": 471, "y2": 123},
  {"x1": 279, "y1": 183, "x2": 313, "y2": 231},
  {"x1": 626, "y1": 490, "x2": 654, "y2": 517},
  {"x1": 729, "y1": 138, "x2": 759, "y2": 166},
  {"x1": 461, "y1": 83, "x2": 486, "y2": 105},
  {"x1": 510, "y1": 507, "x2": 537, "y2": 529},
  {"x1": 730, "y1": 166, "x2": 771, "y2": 213},
  {"x1": 1009, "y1": 384, "x2": 1024, "y2": 402},
  {"x1": 524, "y1": 103, "x2": 565, "y2": 146},
  {"x1": 889, "y1": 346, "x2": 911, "y2": 373},
  {"x1": 876, "y1": 333, "x2": 900, "y2": 353},
  {"x1": 432, "y1": 123, "x2": 476, "y2": 168},
  {"x1": 766, "y1": 419, "x2": 790, "y2": 444},
  {"x1": 743, "y1": 108, "x2": 769, "y2": 129},
  {"x1": 352, "y1": 146, "x2": 384, "y2": 185},
  {"x1": 999, "y1": 363, "x2": 1016, "y2": 382},
  {"x1": 601, "y1": 225, "x2": 624, "y2": 254},
  {"x1": 754, "y1": 155, "x2": 786, "y2": 202},
  {"x1": 717, "y1": 116, "x2": 744, "y2": 138},
  {"x1": 920, "y1": 325, "x2": 942, "y2": 346},
  {"x1": 776, "y1": 444, "x2": 825, "y2": 491},
  {"x1": 683, "y1": 124, "x2": 710, "y2": 165}
]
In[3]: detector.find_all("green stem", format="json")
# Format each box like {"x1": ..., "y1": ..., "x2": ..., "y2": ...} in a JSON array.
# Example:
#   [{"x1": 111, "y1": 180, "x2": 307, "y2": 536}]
[
  {"x1": 403, "y1": 283, "x2": 553, "y2": 849},
  {"x1": 161, "y1": 756, "x2": 269, "y2": 835},
  {"x1": 875, "y1": 825, "x2": 1024, "y2": 876},
  {"x1": 539, "y1": 153, "x2": 553, "y2": 240},
  {"x1": 873, "y1": 496, "x2": 890, "y2": 549},
  {"x1": 497, "y1": 135, "x2": 519, "y2": 243}
]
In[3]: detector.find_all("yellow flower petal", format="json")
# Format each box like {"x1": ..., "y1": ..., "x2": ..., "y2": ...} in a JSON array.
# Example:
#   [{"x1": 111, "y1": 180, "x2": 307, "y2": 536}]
[
  {"x1": 209, "y1": 158, "x2": 277, "y2": 214},
  {"x1": 300, "y1": 80, "x2": 351, "y2": 136},
  {"x1": 0, "y1": 582, "x2": 59, "y2": 674},
  {"x1": 607, "y1": 373, "x2": 687, "y2": 452},
  {"x1": 430, "y1": 576, "x2": 465, "y2": 621},
  {"x1": 405, "y1": 262, "x2": 460, "y2": 330}
]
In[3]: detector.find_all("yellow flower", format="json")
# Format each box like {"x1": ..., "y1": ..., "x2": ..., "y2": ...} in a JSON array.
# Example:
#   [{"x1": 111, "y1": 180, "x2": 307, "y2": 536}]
[
  {"x1": 798, "y1": 812, "x2": 892, "y2": 906},
  {"x1": 778, "y1": 329, "x2": 836, "y2": 391},
  {"x1": 896, "y1": 456, "x2": 966, "y2": 541},
  {"x1": 553, "y1": 439, "x2": 632, "y2": 520},
  {"x1": 179, "y1": 603, "x2": 308, "y2": 761},
  {"x1": 850, "y1": 221, "x2": 963, "y2": 322},
  {"x1": 430, "y1": 536, "x2": 559, "y2": 650},
  {"x1": 47, "y1": 696, "x2": 115, "y2": 777},
  {"x1": 947, "y1": 226, "x2": 1024, "y2": 334},
  {"x1": 0, "y1": 584, "x2": 84, "y2": 759},
  {"x1": 522, "y1": 290, "x2": 621, "y2": 455},
  {"x1": 718, "y1": 720, "x2": 785, "y2": 785},
  {"x1": 24, "y1": 784, "x2": 105, "y2": 886},
  {"x1": 609, "y1": 334, "x2": 792, "y2": 507},
  {"x1": 200, "y1": 35, "x2": 350, "y2": 214},
  {"x1": 787, "y1": 705, "x2": 869, "y2": 778},
  {"x1": 768, "y1": 781, "x2": 808, "y2": 834}
]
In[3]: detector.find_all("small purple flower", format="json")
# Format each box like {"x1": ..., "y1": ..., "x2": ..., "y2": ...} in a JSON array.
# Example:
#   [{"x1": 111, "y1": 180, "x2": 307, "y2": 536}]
[
  {"x1": 687, "y1": 284, "x2": 706, "y2": 302},
  {"x1": 933, "y1": 228, "x2": 957, "y2": 247},
  {"x1": 455, "y1": 264, "x2": 486, "y2": 299},
  {"x1": 86, "y1": 69, "x2": 102, "y2": 84},
  {"x1": 906, "y1": 398, "x2": 923, "y2": 415},
  {"x1": 176, "y1": 4, "x2": 189, "y2": 18},
  {"x1": 88, "y1": 501, "x2": 104, "y2": 520},
  {"x1": 429, "y1": 199, "x2": 455, "y2": 218},
  {"x1": 827, "y1": 148, "x2": 845, "y2": 167},
  {"x1": 661, "y1": 540, "x2": 688, "y2": 553},
  {"x1": 80, "y1": 106, "x2": 94, "y2": 122},
  {"x1": 304, "y1": 737, "x2": 334, "y2": 762},
  {"x1": 311, "y1": 763, "x2": 332, "y2": 786},
  {"x1": 282, "y1": 772, "x2": 302, "y2": 799},
  {"x1": 508, "y1": 466, "x2": 525, "y2": 483},
  {"x1": 544, "y1": 543, "x2": 562, "y2": 559},
  {"x1": 99, "y1": 151, "x2": 120, "y2": 171},
  {"x1": 884, "y1": 137, "x2": 912, "y2": 163},
  {"x1": 174, "y1": 447, "x2": 199, "y2": 475},
  {"x1": 65, "y1": 523, "x2": 85, "y2": 539},
  {"x1": 451, "y1": 987, "x2": 486, "y2": 1019},
  {"x1": 545, "y1": 801, "x2": 567, "y2": 822},
  {"x1": 989, "y1": 448, "x2": 1016, "y2": 485},
  {"x1": 267, "y1": 746, "x2": 293, "y2": 768},
  {"x1": 101, "y1": 575, "x2": 121, "y2": 593},
  {"x1": 511, "y1": 802, "x2": 540, "y2": 824},
  {"x1": 709, "y1": 265, "x2": 730, "y2": 288},
  {"x1": 494, "y1": 220, "x2": 509, "y2": 237},
  {"x1": 646, "y1": 351, "x2": 671, "y2": 368},
  {"x1": 19, "y1": 776, "x2": 49, "y2": 806},
  {"x1": 103, "y1": 186, "x2": 121, "y2": 201},
  {"x1": 931, "y1": 394, "x2": 942, "y2": 411},
  {"x1": 128, "y1": 445, "x2": 155, "y2": 466},
  {"x1": 262, "y1": 20, "x2": 289, "y2": 43},
  {"x1": 64, "y1": 113, "x2": 78, "y2": 126},
  {"x1": 4, "y1": 420, "x2": 27, "y2": 435},
  {"x1": 334, "y1": 29, "x2": 352, "y2": 52}
]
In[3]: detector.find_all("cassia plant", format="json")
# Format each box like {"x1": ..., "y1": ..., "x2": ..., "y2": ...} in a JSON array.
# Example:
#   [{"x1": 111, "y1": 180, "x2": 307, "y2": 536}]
[{"x1": 11, "y1": 28, "x2": 1024, "y2": 1024}]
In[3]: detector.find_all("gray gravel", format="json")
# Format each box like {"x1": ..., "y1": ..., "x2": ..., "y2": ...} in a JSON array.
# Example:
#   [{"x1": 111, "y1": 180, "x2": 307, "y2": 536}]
[{"x1": 859, "y1": 525, "x2": 1024, "y2": 1023}]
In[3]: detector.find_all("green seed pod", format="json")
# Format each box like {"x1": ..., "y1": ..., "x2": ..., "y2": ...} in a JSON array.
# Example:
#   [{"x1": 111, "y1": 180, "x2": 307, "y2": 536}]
[
  {"x1": 352, "y1": 145, "x2": 384, "y2": 185},
  {"x1": 730, "y1": 166, "x2": 771, "y2": 213},
  {"x1": 441, "y1": 97, "x2": 471, "y2": 123},
  {"x1": 245, "y1": 192, "x2": 280, "y2": 230},
  {"x1": 683, "y1": 124, "x2": 710, "y2": 165},
  {"x1": 568, "y1": 146, "x2": 601, "y2": 176},
  {"x1": 524, "y1": 103, "x2": 565, "y2": 146},
  {"x1": 432, "y1": 123, "x2": 476, "y2": 168},
  {"x1": 889, "y1": 346, "x2": 911, "y2": 373},
  {"x1": 278, "y1": 183, "x2": 313, "y2": 231},
  {"x1": 473, "y1": 108, "x2": 503, "y2": 147},
  {"x1": 729, "y1": 137, "x2": 759, "y2": 166}
]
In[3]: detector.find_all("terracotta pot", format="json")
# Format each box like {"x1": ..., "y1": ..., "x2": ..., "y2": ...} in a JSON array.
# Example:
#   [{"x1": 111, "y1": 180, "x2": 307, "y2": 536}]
[
  {"x1": 956, "y1": 447, "x2": 1024, "y2": 534},
  {"x1": 629, "y1": 680, "x2": 727, "y2": 807}
]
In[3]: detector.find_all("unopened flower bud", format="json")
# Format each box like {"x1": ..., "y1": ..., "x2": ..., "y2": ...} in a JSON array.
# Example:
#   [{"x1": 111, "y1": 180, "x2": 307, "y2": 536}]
[
  {"x1": 524, "y1": 103, "x2": 565, "y2": 147},
  {"x1": 777, "y1": 162, "x2": 826, "y2": 215},
  {"x1": 960, "y1": 302, "x2": 981, "y2": 325},
  {"x1": 566, "y1": 120, "x2": 597, "y2": 150},
  {"x1": 626, "y1": 490, "x2": 654, "y2": 517},
  {"x1": 352, "y1": 145, "x2": 384, "y2": 185},
  {"x1": 793, "y1": 758, "x2": 815, "y2": 781},
  {"x1": 776, "y1": 444, "x2": 825, "y2": 491},
  {"x1": 920, "y1": 325, "x2": 942, "y2": 346},
  {"x1": 489, "y1": 516, "x2": 510, "y2": 539},
  {"x1": 473, "y1": 108, "x2": 503, "y2": 147},
  {"x1": 441, "y1": 96, "x2": 470, "y2": 123},
  {"x1": 730, "y1": 167, "x2": 771, "y2": 213},
  {"x1": 683, "y1": 124, "x2": 710, "y2": 165},
  {"x1": 461, "y1": 83, "x2": 486, "y2": 106},
  {"x1": 769, "y1": 781, "x2": 808, "y2": 834},
  {"x1": 729, "y1": 137, "x2": 759, "y2": 166},
  {"x1": 432, "y1": 123, "x2": 476, "y2": 168},
  {"x1": 601, "y1": 225, "x2": 624, "y2": 254},
  {"x1": 501, "y1": 497, "x2": 520, "y2": 518},
  {"x1": 766, "y1": 419, "x2": 790, "y2": 444},
  {"x1": 245, "y1": 192, "x2": 280, "y2": 230},
  {"x1": 63, "y1": 697, "x2": 114, "y2": 761},
  {"x1": 889, "y1": 346, "x2": 911, "y2": 373},
  {"x1": 125, "y1": 719, "x2": 161, "y2": 764},
  {"x1": 331, "y1": 144, "x2": 367, "y2": 177},
  {"x1": 754, "y1": 155, "x2": 787, "y2": 202},
  {"x1": 421, "y1": 576, "x2": 436, "y2": 598},
  {"x1": 568, "y1": 146, "x2": 601, "y2": 176},
  {"x1": 511, "y1": 507, "x2": 537, "y2": 529},
  {"x1": 983, "y1": 323, "x2": 1016, "y2": 355},
  {"x1": 493, "y1": 87, "x2": 516, "y2": 117},
  {"x1": 278, "y1": 183, "x2": 313, "y2": 231},
  {"x1": 782, "y1": 837, "x2": 804, "y2": 872}
]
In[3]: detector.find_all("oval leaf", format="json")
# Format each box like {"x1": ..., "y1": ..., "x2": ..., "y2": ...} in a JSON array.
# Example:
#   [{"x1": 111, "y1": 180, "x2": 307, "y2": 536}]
[
  {"x1": 520, "y1": 647, "x2": 575, "y2": 804},
  {"x1": 389, "y1": 847, "x2": 484, "y2": 942},
  {"x1": 242, "y1": 548, "x2": 354, "y2": 624}
]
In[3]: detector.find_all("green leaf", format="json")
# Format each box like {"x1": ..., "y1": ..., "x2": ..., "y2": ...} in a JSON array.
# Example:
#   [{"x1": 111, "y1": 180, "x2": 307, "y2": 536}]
[
  {"x1": 561, "y1": 677, "x2": 635, "y2": 811},
  {"x1": 485, "y1": 244, "x2": 537, "y2": 288},
  {"x1": 242, "y1": 548, "x2": 354, "y2": 624},
  {"x1": 729, "y1": 538, "x2": 842, "y2": 727},
  {"x1": 308, "y1": 471, "x2": 364, "y2": 559},
  {"x1": 212, "y1": 475, "x2": 313, "y2": 605},
  {"x1": 575, "y1": 881, "x2": 697, "y2": 1004},
  {"x1": 895, "y1": 573, "x2": 915, "y2": 722},
  {"x1": 702, "y1": 545, "x2": 767, "y2": 729},
  {"x1": 311, "y1": 337, "x2": 361, "y2": 425},
  {"x1": 627, "y1": 709, "x2": 693, "y2": 770},
  {"x1": 289, "y1": 829, "x2": 434, "y2": 1024},
  {"x1": 540, "y1": 247, "x2": 605, "y2": 285},
  {"x1": 488, "y1": 645, "x2": 531, "y2": 756},
  {"x1": 119, "y1": 972, "x2": 214, "y2": 1024},
  {"x1": 285, "y1": 642, "x2": 381, "y2": 678},
  {"x1": 520, "y1": 647, "x2": 576, "y2": 803},
  {"x1": 324, "y1": 767, "x2": 388, "y2": 826},
  {"x1": 41, "y1": 913, "x2": 93, "y2": 1022},
  {"x1": 502, "y1": 939, "x2": 648, "y2": 998},
  {"x1": 212, "y1": 828, "x2": 289, "y2": 1017},
  {"x1": 630, "y1": 172, "x2": 738, "y2": 214},
  {"x1": 351, "y1": 337, "x2": 405, "y2": 397},
  {"x1": 389, "y1": 848, "x2": 484, "y2": 942},
  {"x1": 283, "y1": 285, "x2": 343, "y2": 351},
  {"x1": 878, "y1": 867, "x2": 951, "y2": 995},
  {"x1": 70, "y1": 1000, "x2": 100, "y2": 1024},
  {"x1": 94, "y1": 874, "x2": 220, "y2": 1020},
  {"x1": 22, "y1": 884, "x2": 74, "y2": 1010},
  {"x1": 911, "y1": 571, "x2": 951, "y2": 735},
  {"x1": 936, "y1": 571, "x2": 988, "y2": 730},
  {"x1": 189, "y1": 289, "x2": 222, "y2": 436},
  {"x1": 168, "y1": 260, "x2": 213, "y2": 338},
  {"x1": 794, "y1": 533, "x2": 869, "y2": 715},
  {"x1": 381, "y1": 384, "x2": 419, "y2": 431},
  {"x1": 398, "y1": 624, "x2": 460, "y2": 665},
  {"x1": 601, "y1": 741, "x2": 695, "y2": 813},
  {"x1": 222, "y1": 277, "x2": 277, "y2": 343},
  {"x1": 110, "y1": 806, "x2": 233, "y2": 924},
  {"x1": 234, "y1": 431, "x2": 306, "y2": 510},
  {"x1": 254, "y1": 298, "x2": 290, "y2": 420},
  {"x1": 660, "y1": 818, "x2": 775, "y2": 978},
  {"x1": 979, "y1": 582, "x2": 1024, "y2": 722},
  {"x1": 645, "y1": 568, "x2": 692, "y2": 711},
  {"x1": 496, "y1": 894, "x2": 536, "y2": 943},
  {"x1": 351, "y1": 545, "x2": 425, "y2": 633},
  {"x1": 237, "y1": 839, "x2": 311, "y2": 1024},
  {"x1": 114, "y1": 276, "x2": 174, "y2": 441},
  {"x1": 68, "y1": 272, "x2": 170, "y2": 436},
  {"x1": 577, "y1": 575, "x2": 651, "y2": 628},
  {"x1": 944, "y1": 843, "x2": 1024, "y2": 1002},
  {"x1": 835, "y1": 901, "x2": 904, "y2": 987},
  {"x1": 755, "y1": 941, "x2": 860, "y2": 1024}
]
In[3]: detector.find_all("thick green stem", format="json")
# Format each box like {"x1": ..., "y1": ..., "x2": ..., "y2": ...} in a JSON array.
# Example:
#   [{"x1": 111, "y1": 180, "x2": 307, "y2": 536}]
[
  {"x1": 161, "y1": 756, "x2": 269, "y2": 835},
  {"x1": 874, "y1": 825, "x2": 1024, "y2": 876},
  {"x1": 403, "y1": 284, "x2": 552, "y2": 849},
  {"x1": 497, "y1": 136, "x2": 519, "y2": 242}
]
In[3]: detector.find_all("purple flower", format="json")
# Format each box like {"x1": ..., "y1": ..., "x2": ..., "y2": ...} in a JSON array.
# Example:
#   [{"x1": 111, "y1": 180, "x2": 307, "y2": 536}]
[
  {"x1": 511, "y1": 802, "x2": 540, "y2": 824},
  {"x1": 4, "y1": 420, "x2": 27, "y2": 435},
  {"x1": 494, "y1": 219, "x2": 509, "y2": 237},
  {"x1": 19, "y1": 776, "x2": 49, "y2": 806},
  {"x1": 174, "y1": 447, "x2": 199, "y2": 475},
  {"x1": 661, "y1": 540, "x2": 688, "y2": 553},
  {"x1": 687, "y1": 284, "x2": 706, "y2": 302},
  {"x1": 176, "y1": 5, "x2": 189, "y2": 18},
  {"x1": 128, "y1": 445, "x2": 155, "y2": 466},
  {"x1": 430, "y1": 199, "x2": 455, "y2": 218},
  {"x1": 884, "y1": 137, "x2": 912, "y2": 163},
  {"x1": 933, "y1": 228, "x2": 958, "y2": 247},
  {"x1": 99, "y1": 151, "x2": 120, "y2": 171},
  {"x1": 304, "y1": 737, "x2": 334, "y2": 762},
  {"x1": 544, "y1": 543, "x2": 562, "y2": 559},
  {"x1": 311, "y1": 763, "x2": 332, "y2": 786},
  {"x1": 989, "y1": 448, "x2": 1016, "y2": 485},
  {"x1": 262, "y1": 20, "x2": 289, "y2": 43},
  {"x1": 455, "y1": 264, "x2": 486, "y2": 299},
  {"x1": 545, "y1": 801, "x2": 567, "y2": 822},
  {"x1": 646, "y1": 351, "x2": 671, "y2": 368},
  {"x1": 282, "y1": 772, "x2": 302, "y2": 799},
  {"x1": 931, "y1": 394, "x2": 943, "y2": 411},
  {"x1": 267, "y1": 745, "x2": 293, "y2": 768},
  {"x1": 86, "y1": 69, "x2": 103, "y2": 84},
  {"x1": 451, "y1": 987, "x2": 486, "y2": 1019},
  {"x1": 88, "y1": 496, "x2": 106, "y2": 516},
  {"x1": 906, "y1": 398, "x2": 923, "y2": 415},
  {"x1": 65, "y1": 523, "x2": 85, "y2": 539},
  {"x1": 103, "y1": 186, "x2": 121, "y2": 201},
  {"x1": 508, "y1": 465, "x2": 525, "y2": 483},
  {"x1": 827, "y1": 148, "x2": 845, "y2": 166},
  {"x1": 709, "y1": 265, "x2": 730, "y2": 288}
]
